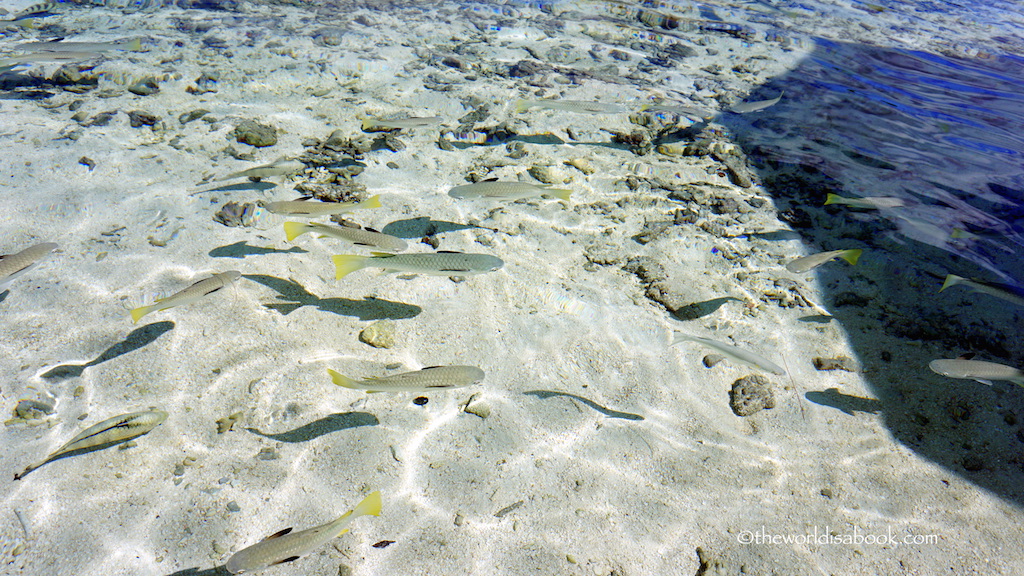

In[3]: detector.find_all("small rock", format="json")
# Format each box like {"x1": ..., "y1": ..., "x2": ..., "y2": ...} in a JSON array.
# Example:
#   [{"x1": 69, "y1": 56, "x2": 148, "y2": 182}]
[
  {"x1": 179, "y1": 109, "x2": 210, "y2": 124},
  {"x1": 78, "y1": 156, "x2": 96, "y2": 170},
  {"x1": 226, "y1": 501, "x2": 241, "y2": 512},
  {"x1": 256, "y1": 447, "x2": 280, "y2": 460},
  {"x1": 186, "y1": 72, "x2": 219, "y2": 94},
  {"x1": 233, "y1": 120, "x2": 277, "y2": 147},
  {"x1": 127, "y1": 77, "x2": 160, "y2": 96},
  {"x1": 528, "y1": 165, "x2": 562, "y2": 184},
  {"x1": 564, "y1": 157, "x2": 595, "y2": 175},
  {"x1": 359, "y1": 320, "x2": 396, "y2": 348},
  {"x1": 464, "y1": 402, "x2": 491, "y2": 418},
  {"x1": 127, "y1": 110, "x2": 160, "y2": 128},
  {"x1": 413, "y1": 397, "x2": 429, "y2": 406},
  {"x1": 812, "y1": 356, "x2": 856, "y2": 371},
  {"x1": 729, "y1": 375, "x2": 775, "y2": 416},
  {"x1": 702, "y1": 354, "x2": 725, "y2": 368}
]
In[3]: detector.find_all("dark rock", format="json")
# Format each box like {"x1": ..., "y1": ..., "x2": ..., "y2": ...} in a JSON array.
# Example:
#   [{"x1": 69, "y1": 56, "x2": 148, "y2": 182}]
[
  {"x1": 508, "y1": 60, "x2": 551, "y2": 77},
  {"x1": 83, "y1": 111, "x2": 117, "y2": 127},
  {"x1": 729, "y1": 375, "x2": 775, "y2": 416},
  {"x1": 127, "y1": 110, "x2": 160, "y2": 128},
  {"x1": 78, "y1": 156, "x2": 96, "y2": 170},
  {"x1": 234, "y1": 120, "x2": 277, "y2": 147},
  {"x1": 179, "y1": 109, "x2": 210, "y2": 124},
  {"x1": 186, "y1": 72, "x2": 219, "y2": 94},
  {"x1": 127, "y1": 77, "x2": 160, "y2": 96},
  {"x1": 812, "y1": 356, "x2": 856, "y2": 372}
]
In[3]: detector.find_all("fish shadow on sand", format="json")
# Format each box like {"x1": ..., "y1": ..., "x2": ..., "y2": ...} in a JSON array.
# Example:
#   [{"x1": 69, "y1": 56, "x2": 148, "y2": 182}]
[
  {"x1": 0, "y1": 72, "x2": 57, "y2": 100},
  {"x1": 524, "y1": 390, "x2": 644, "y2": 421},
  {"x1": 805, "y1": 388, "x2": 883, "y2": 416},
  {"x1": 244, "y1": 274, "x2": 421, "y2": 320},
  {"x1": 380, "y1": 216, "x2": 483, "y2": 239},
  {"x1": 17, "y1": 438, "x2": 152, "y2": 480},
  {"x1": 669, "y1": 296, "x2": 743, "y2": 321},
  {"x1": 209, "y1": 241, "x2": 307, "y2": 259},
  {"x1": 40, "y1": 321, "x2": 174, "y2": 381},
  {"x1": 245, "y1": 412, "x2": 379, "y2": 443},
  {"x1": 197, "y1": 181, "x2": 278, "y2": 194},
  {"x1": 0, "y1": 290, "x2": 8, "y2": 304}
]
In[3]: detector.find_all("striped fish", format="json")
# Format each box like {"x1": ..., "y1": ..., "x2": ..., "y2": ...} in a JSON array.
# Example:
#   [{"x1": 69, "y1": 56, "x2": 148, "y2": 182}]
[
  {"x1": 329, "y1": 366, "x2": 485, "y2": 392},
  {"x1": 130, "y1": 270, "x2": 241, "y2": 323}
]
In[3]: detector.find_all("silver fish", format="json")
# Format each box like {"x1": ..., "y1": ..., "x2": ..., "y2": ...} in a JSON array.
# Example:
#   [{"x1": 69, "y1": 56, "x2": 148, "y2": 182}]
[
  {"x1": 264, "y1": 195, "x2": 381, "y2": 217},
  {"x1": 939, "y1": 274, "x2": 1024, "y2": 308},
  {"x1": 929, "y1": 358, "x2": 1024, "y2": 387},
  {"x1": 10, "y1": 1, "x2": 60, "y2": 20},
  {"x1": 448, "y1": 181, "x2": 571, "y2": 202},
  {"x1": 361, "y1": 116, "x2": 442, "y2": 131},
  {"x1": 672, "y1": 333, "x2": 786, "y2": 375},
  {"x1": 825, "y1": 193, "x2": 905, "y2": 209},
  {"x1": 0, "y1": 51, "x2": 102, "y2": 70},
  {"x1": 785, "y1": 249, "x2": 862, "y2": 273},
  {"x1": 332, "y1": 251, "x2": 503, "y2": 279},
  {"x1": 0, "y1": 242, "x2": 57, "y2": 290},
  {"x1": 225, "y1": 491, "x2": 381, "y2": 574},
  {"x1": 216, "y1": 159, "x2": 305, "y2": 182},
  {"x1": 15, "y1": 409, "x2": 167, "y2": 480},
  {"x1": 17, "y1": 38, "x2": 142, "y2": 52},
  {"x1": 729, "y1": 92, "x2": 783, "y2": 114},
  {"x1": 515, "y1": 99, "x2": 626, "y2": 114},
  {"x1": 283, "y1": 221, "x2": 407, "y2": 252},
  {"x1": 131, "y1": 270, "x2": 241, "y2": 323},
  {"x1": 329, "y1": 366, "x2": 485, "y2": 392}
]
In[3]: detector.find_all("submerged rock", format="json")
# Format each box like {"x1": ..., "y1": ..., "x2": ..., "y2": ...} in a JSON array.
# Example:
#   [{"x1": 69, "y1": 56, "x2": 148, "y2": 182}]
[
  {"x1": 234, "y1": 120, "x2": 277, "y2": 147},
  {"x1": 359, "y1": 320, "x2": 396, "y2": 348},
  {"x1": 729, "y1": 375, "x2": 775, "y2": 416}
]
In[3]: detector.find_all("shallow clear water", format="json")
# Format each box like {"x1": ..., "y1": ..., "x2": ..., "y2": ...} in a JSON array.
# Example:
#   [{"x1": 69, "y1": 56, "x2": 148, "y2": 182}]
[{"x1": 1, "y1": 0, "x2": 1022, "y2": 575}]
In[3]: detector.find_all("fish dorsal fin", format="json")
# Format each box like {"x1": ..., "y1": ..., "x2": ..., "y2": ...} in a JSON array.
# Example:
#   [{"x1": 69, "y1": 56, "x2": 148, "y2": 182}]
[
  {"x1": 422, "y1": 365, "x2": 443, "y2": 370},
  {"x1": 270, "y1": 556, "x2": 301, "y2": 566},
  {"x1": 483, "y1": 177, "x2": 498, "y2": 182},
  {"x1": 436, "y1": 250, "x2": 463, "y2": 254},
  {"x1": 958, "y1": 352, "x2": 977, "y2": 360},
  {"x1": 293, "y1": 196, "x2": 312, "y2": 201},
  {"x1": 365, "y1": 227, "x2": 380, "y2": 233},
  {"x1": 370, "y1": 252, "x2": 396, "y2": 258},
  {"x1": 264, "y1": 527, "x2": 293, "y2": 540}
]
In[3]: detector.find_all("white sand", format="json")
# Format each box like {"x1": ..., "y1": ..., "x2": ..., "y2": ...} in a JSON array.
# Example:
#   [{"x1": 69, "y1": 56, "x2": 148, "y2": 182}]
[{"x1": 1, "y1": 1, "x2": 1022, "y2": 575}]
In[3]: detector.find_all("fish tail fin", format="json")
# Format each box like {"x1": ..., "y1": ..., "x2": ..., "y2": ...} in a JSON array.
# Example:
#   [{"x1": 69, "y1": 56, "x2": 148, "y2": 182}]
[
  {"x1": 824, "y1": 193, "x2": 842, "y2": 206},
  {"x1": 514, "y1": 99, "x2": 530, "y2": 113},
  {"x1": 283, "y1": 221, "x2": 308, "y2": 242},
  {"x1": 670, "y1": 333, "x2": 692, "y2": 346},
  {"x1": 939, "y1": 274, "x2": 963, "y2": 293},
  {"x1": 328, "y1": 369, "x2": 359, "y2": 389},
  {"x1": 361, "y1": 118, "x2": 376, "y2": 131},
  {"x1": 950, "y1": 228, "x2": 968, "y2": 239},
  {"x1": 357, "y1": 195, "x2": 382, "y2": 210},
  {"x1": 638, "y1": 103, "x2": 652, "y2": 111},
  {"x1": 332, "y1": 491, "x2": 383, "y2": 537},
  {"x1": 125, "y1": 38, "x2": 143, "y2": 51},
  {"x1": 130, "y1": 305, "x2": 154, "y2": 324},
  {"x1": 332, "y1": 254, "x2": 368, "y2": 279},
  {"x1": 839, "y1": 249, "x2": 862, "y2": 266},
  {"x1": 547, "y1": 188, "x2": 572, "y2": 202}
]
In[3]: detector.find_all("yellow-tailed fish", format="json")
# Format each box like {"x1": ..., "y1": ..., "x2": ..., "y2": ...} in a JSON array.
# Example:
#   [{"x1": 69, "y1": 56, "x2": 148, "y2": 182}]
[
  {"x1": 15, "y1": 409, "x2": 167, "y2": 480},
  {"x1": 728, "y1": 91, "x2": 783, "y2": 114},
  {"x1": 332, "y1": 251, "x2": 503, "y2": 279},
  {"x1": 361, "y1": 116, "x2": 442, "y2": 131},
  {"x1": 515, "y1": 99, "x2": 626, "y2": 114},
  {"x1": 264, "y1": 195, "x2": 381, "y2": 217},
  {"x1": 448, "y1": 180, "x2": 571, "y2": 202},
  {"x1": 329, "y1": 366, "x2": 485, "y2": 392},
  {"x1": 0, "y1": 50, "x2": 102, "y2": 70},
  {"x1": 216, "y1": 159, "x2": 305, "y2": 182},
  {"x1": 824, "y1": 193, "x2": 905, "y2": 209},
  {"x1": 939, "y1": 274, "x2": 1024, "y2": 307},
  {"x1": 929, "y1": 358, "x2": 1024, "y2": 387},
  {"x1": 131, "y1": 270, "x2": 241, "y2": 323},
  {"x1": 17, "y1": 38, "x2": 143, "y2": 52},
  {"x1": 785, "y1": 248, "x2": 862, "y2": 273},
  {"x1": 283, "y1": 221, "x2": 407, "y2": 252},
  {"x1": 672, "y1": 333, "x2": 786, "y2": 375},
  {"x1": 225, "y1": 491, "x2": 381, "y2": 574},
  {"x1": 0, "y1": 242, "x2": 57, "y2": 290}
]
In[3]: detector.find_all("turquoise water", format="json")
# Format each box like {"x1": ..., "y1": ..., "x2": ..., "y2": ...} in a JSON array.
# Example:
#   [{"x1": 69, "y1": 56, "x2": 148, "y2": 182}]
[{"x1": 2, "y1": 1, "x2": 1022, "y2": 575}]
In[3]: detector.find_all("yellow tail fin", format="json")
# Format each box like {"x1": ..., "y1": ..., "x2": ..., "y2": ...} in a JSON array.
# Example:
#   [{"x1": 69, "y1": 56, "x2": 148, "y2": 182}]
[
  {"x1": 328, "y1": 368, "x2": 359, "y2": 389},
  {"x1": 356, "y1": 195, "x2": 382, "y2": 210},
  {"x1": 332, "y1": 255, "x2": 368, "y2": 279},
  {"x1": 838, "y1": 249, "x2": 862, "y2": 266},
  {"x1": 352, "y1": 491, "x2": 382, "y2": 517},
  {"x1": 124, "y1": 38, "x2": 143, "y2": 51},
  {"x1": 939, "y1": 273, "x2": 963, "y2": 292},
  {"x1": 824, "y1": 193, "x2": 843, "y2": 206},
  {"x1": 544, "y1": 187, "x2": 571, "y2": 202},
  {"x1": 361, "y1": 118, "x2": 376, "y2": 131},
  {"x1": 283, "y1": 221, "x2": 308, "y2": 242},
  {"x1": 130, "y1": 305, "x2": 153, "y2": 324},
  {"x1": 514, "y1": 99, "x2": 531, "y2": 113}
]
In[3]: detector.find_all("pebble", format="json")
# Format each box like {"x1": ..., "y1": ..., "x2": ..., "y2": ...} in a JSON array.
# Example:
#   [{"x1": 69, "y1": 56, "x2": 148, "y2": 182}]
[
  {"x1": 127, "y1": 110, "x2": 160, "y2": 128},
  {"x1": 812, "y1": 356, "x2": 856, "y2": 372},
  {"x1": 729, "y1": 375, "x2": 775, "y2": 416},
  {"x1": 226, "y1": 501, "x2": 241, "y2": 512},
  {"x1": 256, "y1": 447, "x2": 281, "y2": 460},
  {"x1": 359, "y1": 320, "x2": 396, "y2": 348},
  {"x1": 233, "y1": 120, "x2": 278, "y2": 147},
  {"x1": 127, "y1": 77, "x2": 160, "y2": 96},
  {"x1": 464, "y1": 401, "x2": 491, "y2": 418}
]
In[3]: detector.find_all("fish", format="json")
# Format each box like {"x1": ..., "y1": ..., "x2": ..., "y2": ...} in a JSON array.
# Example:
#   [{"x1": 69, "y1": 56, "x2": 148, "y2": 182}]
[
  {"x1": 939, "y1": 274, "x2": 1024, "y2": 307},
  {"x1": 216, "y1": 159, "x2": 305, "y2": 182},
  {"x1": 824, "y1": 193, "x2": 905, "y2": 209},
  {"x1": 332, "y1": 251, "x2": 503, "y2": 279},
  {"x1": 283, "y1": 221, "x2": 407, "y2": 251},
  {"x1": 14, "y1": 409, "x2": 167, "y2": 480},
  {"x1": 785, "y1": 248, "x2": 862, "y2": 273},
  {"x1": 264, "y1": 195, "x2": 381, "y2": 217},
  {"x1": 0, "y1": 242, "x2": 57, "y2": 290},
  {"x1": 928, "y1": 358, "x2": 1024, "y2": 387},
  {"x1": 448, "y1": 180, "x2": 571, "y2": 202},
  {"x1": 225, "y1": 491, "x2": 382, "y2": 574},
  {"x1": 638, "y1": 103, "x2": 714, "y2": 120},
  {"x1": 361, "y1": 116, "x2": 442, "y2": 131},
  {"x1": 17, "y1": 38, "x2": 143, "y2": 52},
  {"x1": 9, "y1": 1, "x2": 60, "y2": 20},
  {"x1": 728, "y1": 92, "x2": 783, "y2": 113},
  {"x1": 0, "y1": 51, "x2": 103, "y2": 70},
  {"x1": 515, "y1": 99, "x2": 626, "y2": 114},
  {"x1": 672, "y1": 333, "x2": 786, "y2": 375},
  {"x1": 329, "y1": 366, "x2": 485, "y2": 392},
  {"x1": 130, "y1": 270, "x2": 241, "y2": 323}
]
